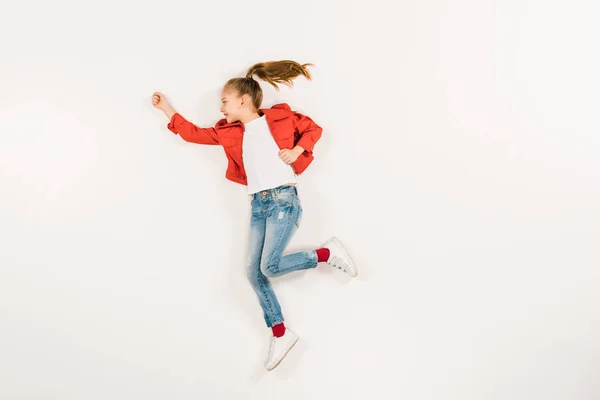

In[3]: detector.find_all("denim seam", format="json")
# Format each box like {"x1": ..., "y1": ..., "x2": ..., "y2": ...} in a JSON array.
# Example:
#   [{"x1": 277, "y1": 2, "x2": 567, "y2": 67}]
[
  {"x1": 266, "y1": 205, "x2": 295, "y2": 275},
  {"x1": 259, "y1": 276, "x2": 277, "y2": 326},
  {"x1": 271, "y1": 255, "x2": 318, "y2": 276},
  {"x1": 249, "y1": 210, "x2": 282, "y2": 327}
]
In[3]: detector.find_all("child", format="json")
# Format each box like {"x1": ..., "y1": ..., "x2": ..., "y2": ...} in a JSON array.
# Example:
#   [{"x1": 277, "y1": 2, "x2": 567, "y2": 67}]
[{"x1": 152, "y1": 60, "x2": 357, "y2": 371}]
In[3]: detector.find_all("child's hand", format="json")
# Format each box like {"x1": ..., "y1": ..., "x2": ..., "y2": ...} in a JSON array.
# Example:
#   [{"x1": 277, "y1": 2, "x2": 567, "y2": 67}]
[
  {"x1": 278, "y1": 148, "x2": 301, "y2": 165},
  {"x1": 152, "y1": 92, "x2": 170, "y2": 110}
]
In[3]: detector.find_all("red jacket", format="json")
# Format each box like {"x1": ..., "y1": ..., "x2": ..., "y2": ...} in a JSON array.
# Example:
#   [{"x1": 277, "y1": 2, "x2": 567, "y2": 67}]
[{"x1": 167, "y1": 103, "x2": 323, "y2": 186}]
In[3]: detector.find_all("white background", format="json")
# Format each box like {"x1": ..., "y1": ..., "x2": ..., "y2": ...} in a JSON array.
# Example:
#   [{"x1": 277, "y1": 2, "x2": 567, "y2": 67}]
[{"x1": 2, "y1": 0, "x2": 599, "y2": 398}]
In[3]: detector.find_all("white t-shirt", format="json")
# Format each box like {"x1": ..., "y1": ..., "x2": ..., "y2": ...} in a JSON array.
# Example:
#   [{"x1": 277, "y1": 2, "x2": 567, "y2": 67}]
[{"x1": 242, "y1": 115, "x2": 298, "y2": 194}]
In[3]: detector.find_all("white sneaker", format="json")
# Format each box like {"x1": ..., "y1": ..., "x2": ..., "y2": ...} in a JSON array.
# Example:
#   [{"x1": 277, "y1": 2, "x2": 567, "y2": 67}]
[
  {"x1": 321, "y1": 237, "x2": 358, "y2": 277},
  {"x1": 265, "y1": 329, "x2": 299, "y2": 371}
]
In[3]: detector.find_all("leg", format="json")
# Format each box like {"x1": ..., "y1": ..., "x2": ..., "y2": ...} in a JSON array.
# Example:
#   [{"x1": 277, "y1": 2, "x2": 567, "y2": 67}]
[
  {"x1": 247, "y1": 195, "x2": 299, "y2": 371},
  {"x1": 260, "y1": 191, "x2": 319, "y2": 278},
  {"x1": 246, "y1": 202, "x2": 285, "y2": 328}
]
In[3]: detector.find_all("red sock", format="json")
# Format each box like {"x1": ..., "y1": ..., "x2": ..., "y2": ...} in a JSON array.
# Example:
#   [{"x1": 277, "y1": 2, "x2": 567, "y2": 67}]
[
  {"x1": 272, "y1": 323, "x2": 286, "y2": 337},
  {"x1": 316, "y1": 248, "x2": 330, "y2": 263}
]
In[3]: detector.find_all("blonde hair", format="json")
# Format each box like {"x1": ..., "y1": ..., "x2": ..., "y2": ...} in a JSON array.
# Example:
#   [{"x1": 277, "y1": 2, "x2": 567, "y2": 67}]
[{"x1": 224, "y1": 60, "x2": 314, "y2": 110}]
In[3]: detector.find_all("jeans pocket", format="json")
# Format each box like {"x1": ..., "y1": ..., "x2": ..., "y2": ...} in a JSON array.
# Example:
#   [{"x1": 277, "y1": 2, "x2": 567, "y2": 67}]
[{"x1": 275, "y1": 191, "x2": 296, "y2": 206}]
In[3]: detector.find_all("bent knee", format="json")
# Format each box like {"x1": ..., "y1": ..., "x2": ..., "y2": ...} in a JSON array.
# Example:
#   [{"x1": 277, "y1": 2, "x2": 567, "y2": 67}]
[{"x1": 260, "y1": 263, "x2": 277, "y2": 278}]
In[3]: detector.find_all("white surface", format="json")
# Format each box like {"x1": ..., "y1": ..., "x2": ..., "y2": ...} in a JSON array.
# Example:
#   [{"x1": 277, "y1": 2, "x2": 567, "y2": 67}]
[{"x1": 1, "y1": 0, "x2": 599, "y2": 398}]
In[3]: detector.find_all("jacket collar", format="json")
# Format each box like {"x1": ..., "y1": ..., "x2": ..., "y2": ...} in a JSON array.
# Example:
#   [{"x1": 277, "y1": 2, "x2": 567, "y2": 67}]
[
  {"x1": 215, "y1": 103, "x2": 293, "y2": 128},
  {"x1": 259, "y1": 103, "x2": 294, "y2": 121}
]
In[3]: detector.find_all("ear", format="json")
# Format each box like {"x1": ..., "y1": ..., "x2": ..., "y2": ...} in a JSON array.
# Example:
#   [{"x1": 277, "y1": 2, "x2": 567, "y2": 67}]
[{"x1": 241, "y1": 93, "x2": 251, "y2": 107}]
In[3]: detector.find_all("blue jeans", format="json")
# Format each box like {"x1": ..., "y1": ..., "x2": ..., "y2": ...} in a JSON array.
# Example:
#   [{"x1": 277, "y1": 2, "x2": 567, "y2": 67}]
[{"x1": 247, "y1": 185, "x2": 319, "y2": 328}]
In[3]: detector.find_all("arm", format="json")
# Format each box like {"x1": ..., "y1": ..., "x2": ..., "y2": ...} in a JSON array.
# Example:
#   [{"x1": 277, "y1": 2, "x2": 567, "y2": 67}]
[
  {"x1": 167, "y1": 111, "x2": 220, "y2": 145},
  {"x1": 292, "y1": 112, "x2": 322, "y2": 154},
  {"x1": 160, "y1": 105, "x2": 177, "y2": 120},
  {"x1": 291, "y1": 144, "x2": 305, "y2": 156},
  {"x1": 152, "y1": 92, "x2": 220, "y2": 145}
]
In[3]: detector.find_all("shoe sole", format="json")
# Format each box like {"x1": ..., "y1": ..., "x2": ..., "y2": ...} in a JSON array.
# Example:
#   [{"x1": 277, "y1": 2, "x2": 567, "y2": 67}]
[
  {"x1": 266, "y1": 335, "x2": 299, "y2": 371},
  {"x1": 331, "y1": 237, "x2": 358, "y2": 277}
]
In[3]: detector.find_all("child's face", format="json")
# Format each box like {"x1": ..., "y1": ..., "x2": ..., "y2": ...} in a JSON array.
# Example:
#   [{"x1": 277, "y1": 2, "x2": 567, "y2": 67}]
[{"x1": 220, "y1": 89, "x2": 245, "y2": 124}]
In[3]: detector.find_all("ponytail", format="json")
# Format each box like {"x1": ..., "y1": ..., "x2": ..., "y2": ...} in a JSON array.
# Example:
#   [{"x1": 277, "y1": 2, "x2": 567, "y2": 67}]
[
  {"x1": 224, "y1": 60, "x2": 314, "y2": 110},
  {"x1": 246, "y1": 60, "x2": 314, "y2": 90}
]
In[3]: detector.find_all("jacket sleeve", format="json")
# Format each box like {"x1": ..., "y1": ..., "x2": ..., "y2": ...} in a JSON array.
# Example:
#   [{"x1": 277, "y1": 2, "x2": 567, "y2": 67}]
[
  {"x1": 167, "y1": 113, "x2": 220, "y2": 145},
  {"x1": 292, "y1": 112, "x2": 323, "y2": 154}
]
